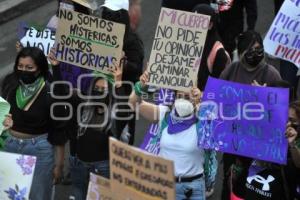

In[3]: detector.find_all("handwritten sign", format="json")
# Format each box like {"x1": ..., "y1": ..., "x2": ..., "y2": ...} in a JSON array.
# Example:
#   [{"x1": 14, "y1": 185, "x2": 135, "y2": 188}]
[
  {"x1": 0, "y1": 152, "x2": 36, "y2": 200},
  {"x1": 55, "y1": 9, "x2": 125, "y2": 73},
  {"x1": 0, "y1": 96, "x2": 10, "y2": 135},
  {"x1": 110, "y1": 138, "x2": 175, "y2": 200},
  {"x1": 264, "y1": 0, "x2": 300, "y2": 68},
  {"x1": 140, "y1": 89, "x2": 175, "y2": 154},
  {"x1": 86, "y1": 173, "x2": 114, "y2": 200},
  {"x1": 198, "y1": 77, "x2": 289, "y2": 164},
  {"x1": 147, "y1": 7, "x2": 210, "y2": 92},
  {"x1": 18, "y1": 22, "x2": 55, "y2": 56}
]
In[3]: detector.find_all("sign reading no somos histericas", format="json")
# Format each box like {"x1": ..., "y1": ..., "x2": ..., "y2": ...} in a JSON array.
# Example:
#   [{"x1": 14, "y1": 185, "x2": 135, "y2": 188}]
[{"x1": 55, "y1": 9, "x2": 125, "y2": 73}]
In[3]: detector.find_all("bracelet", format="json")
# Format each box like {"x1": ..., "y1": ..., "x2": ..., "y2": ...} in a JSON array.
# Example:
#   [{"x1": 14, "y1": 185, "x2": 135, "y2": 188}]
[{"x1": 134, "y1": 81, "x2": 147, "y2": 97}]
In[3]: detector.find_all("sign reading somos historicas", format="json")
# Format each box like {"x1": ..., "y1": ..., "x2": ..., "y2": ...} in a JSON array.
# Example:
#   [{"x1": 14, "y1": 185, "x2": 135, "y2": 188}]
[
  {"x1": 198, "y1": 77, "x2": 289, "y2": 164},
  {"x1": 109, "y1": 138, "x2": 175, "y2": 200},
  {"x1": 264, "y1": 0, "x2": 300, "y2": 68},
  {"x1": 55, "y1": 9, "x2": 125, "y2": 74},
  {"x1": 147, "y1": 7, "x2": 210, "y2": 92}
]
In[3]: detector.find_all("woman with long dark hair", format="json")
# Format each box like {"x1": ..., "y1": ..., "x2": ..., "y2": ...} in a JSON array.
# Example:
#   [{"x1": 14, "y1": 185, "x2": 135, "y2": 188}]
[
  {"x1": 1, "y1": 47, "x2": 67, "y2": 200},
  {"x1": 62, "y1": 59, "x2": 127, "y2": 200}
]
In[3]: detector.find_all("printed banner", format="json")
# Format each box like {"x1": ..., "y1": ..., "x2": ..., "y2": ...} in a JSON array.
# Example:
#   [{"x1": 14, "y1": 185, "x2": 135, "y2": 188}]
[
  {"x1": 140, "y1": 89, "x2": 175, "y2": 154},
  {"x1": 55, "y1": 9, "x2": 125, "y2": 73},
  {"x1": 110, "y1": 138, "x2": 175, "y2": 200},
  {"x1": 0, "y1": 96, "x2": 11, "y2": 135},
  {"x1": 86, "y1": 173, "x2": 114, "y2": 200},
  {"x1": 18, "y1": 22, "x2": 55, "y2": 56},
  {"x1": 147, "y1": 8, "x2": 210, "y2": 92},
  {"x1": 264, "y1": 0, "x2": 300, "y2": 68},
  {"x1": 198, "y1": 77, "x2": 289, "y2": 164},
  {"x1": 0, "y1": 152, "x2": 36, "y2": 200}
]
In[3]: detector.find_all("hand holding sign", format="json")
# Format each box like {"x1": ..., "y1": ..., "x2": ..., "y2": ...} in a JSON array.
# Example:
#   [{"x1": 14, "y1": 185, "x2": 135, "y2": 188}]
[
  {"x1": 286, "y1": 122, "x2": 298, "y2": 145},
  {"x1": 2, "y1": 114, "x2": 13, "y2": 132},
  {"x1": 140, "y1": 71, "x2": 150, "y2": 88},
  {"x1": 48, "y1": 47, "x2": 60, "y2": 66}
]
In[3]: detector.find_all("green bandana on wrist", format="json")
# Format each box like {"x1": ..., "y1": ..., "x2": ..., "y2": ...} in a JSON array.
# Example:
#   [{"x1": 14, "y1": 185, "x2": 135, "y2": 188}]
[{"x1": 134, "y1": 81, "x2": 148, "y2": 97}]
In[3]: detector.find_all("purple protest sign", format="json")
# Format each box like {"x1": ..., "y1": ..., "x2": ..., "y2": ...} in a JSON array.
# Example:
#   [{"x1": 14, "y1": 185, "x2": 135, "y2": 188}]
[
  {"x1": 59, "y1": 62, "x2": 92, "y2": 92},
  {"x1": 198, "y1": 77, "x2": 289, "y2": 164},
  {"x1": 140, "y1": 88, "x2": 175, "y2": 154}
]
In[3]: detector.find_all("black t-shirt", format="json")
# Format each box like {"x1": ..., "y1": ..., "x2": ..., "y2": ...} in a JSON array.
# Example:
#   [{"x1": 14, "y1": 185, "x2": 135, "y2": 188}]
[{"x1": 244, "y1": 163, "x2": 286, "y2": 200}]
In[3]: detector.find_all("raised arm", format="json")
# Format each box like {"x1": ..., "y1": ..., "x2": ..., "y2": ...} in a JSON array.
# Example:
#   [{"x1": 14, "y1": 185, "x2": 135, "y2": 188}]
[{"x1": 129, "y1": 71, "x2": 160, "y2": 123}]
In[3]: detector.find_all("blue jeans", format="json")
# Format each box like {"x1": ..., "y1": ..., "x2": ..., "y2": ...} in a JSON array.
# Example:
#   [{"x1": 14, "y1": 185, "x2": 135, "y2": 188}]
[
  {"x1": 4, "y1": 133, "x2": 54, "y2": 200},
  {"x1": 176, "y1": 177, "x2": 206, "y2": 200},
  {"x1": 69, "y1": 156, "x2": 110, "y2": 200}
]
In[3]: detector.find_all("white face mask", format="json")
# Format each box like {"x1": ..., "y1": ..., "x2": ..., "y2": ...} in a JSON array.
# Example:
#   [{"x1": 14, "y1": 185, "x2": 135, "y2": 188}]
[{"x1": 174, "y1": 98, "x2": 194, "y2": 117}]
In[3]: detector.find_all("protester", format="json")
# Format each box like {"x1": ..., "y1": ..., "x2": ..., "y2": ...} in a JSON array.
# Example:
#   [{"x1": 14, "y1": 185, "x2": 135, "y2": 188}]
[
  {"x1": 101, "y1": 0, "x2": 144, "y2": 145},
  {"x1": 285, "y1": 101, "x2": 300, "y2": 199},
  {"x1": 1, "y1": 47, "x2": 67, "y2": 200},
  {"x1": 193, "y1": 4, "x2": 231, "y2": 91},
  {"x1": 219, "y1": 30, "x2": 282, "y2": 200},
  {"x1": 45, "y1": 48, "x2": 128, "y2": 200},
  {"x1": 128, "y1": 71, "x2": 217, "y2": 200},
  {"x1": 228, "y1": 100, "x2": 300, "y2": 200},
  {"x1": 218, "y1": 0, "x2": 257, "y2": 59}
]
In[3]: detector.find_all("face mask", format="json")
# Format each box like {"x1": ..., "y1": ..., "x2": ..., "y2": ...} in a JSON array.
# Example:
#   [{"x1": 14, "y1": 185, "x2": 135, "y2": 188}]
[
  {"x1": 244, "y1": 48, "x2": 264, "y2": 67},
  {"x1": 174, "y1": 98, "x2": 194, "y2": 117},
  {"x1": 17, "y1": 70, "x2": 40, "y2": 85},
  {"x1": 91, "y1": 90, "x2": 109, "y2": 105}
]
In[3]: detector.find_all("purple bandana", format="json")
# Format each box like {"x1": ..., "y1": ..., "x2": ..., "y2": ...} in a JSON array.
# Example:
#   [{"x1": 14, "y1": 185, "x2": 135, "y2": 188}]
[{"x1": 167, "y1": 109, "x2": 197, "y2": 134}]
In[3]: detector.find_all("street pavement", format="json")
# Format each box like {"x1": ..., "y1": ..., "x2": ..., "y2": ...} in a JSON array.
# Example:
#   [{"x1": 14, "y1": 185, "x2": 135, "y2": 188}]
[{"x1": 0, "y1": 0, "x2": 276, "y2": 199}]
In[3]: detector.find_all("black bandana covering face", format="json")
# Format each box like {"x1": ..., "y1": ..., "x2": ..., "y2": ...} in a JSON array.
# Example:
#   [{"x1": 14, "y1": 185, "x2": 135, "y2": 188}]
[{"x1": 243, "y1": 47, "x2": 265, "y2": 67}]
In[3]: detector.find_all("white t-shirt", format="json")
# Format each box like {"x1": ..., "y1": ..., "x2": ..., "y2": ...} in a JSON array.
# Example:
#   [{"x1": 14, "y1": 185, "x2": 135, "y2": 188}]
[{"x1": 158, "y1": 105, "x2": 205, "y2": 177}]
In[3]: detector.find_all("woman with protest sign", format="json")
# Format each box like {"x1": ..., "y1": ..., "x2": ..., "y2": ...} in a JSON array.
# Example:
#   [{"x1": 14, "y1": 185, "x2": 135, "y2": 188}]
[
  {"x1": 228, "y1": 100, "x2": 300, "y2": 200},
  {"x1": 284, "y1": 101, "x2": 300, "y2": 199},
  {"x1": 219, "y1": 30, "x2": 282, "y2": 200},
  {"x1": 128, "y1": 71, "x2": 217, "y2": 200},
  {"x1": 48, "y1": 48, "x2": 128, "y2": 200},
  {"x1": 192, "y1": 4, "x2": 231, "y2": 91},
  {"x1": 0, "y1": 47, "x2": 67, "y2": 200}
]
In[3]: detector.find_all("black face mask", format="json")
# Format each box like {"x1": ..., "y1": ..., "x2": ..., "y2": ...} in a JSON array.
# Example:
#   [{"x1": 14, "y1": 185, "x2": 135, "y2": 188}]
[
  {"x1": 91, "y1": 90, "x2": 109, "y2": 105},
  {"x1": 244, "y1": 48, "x2": 264, "y2": 67},
  {"x1": 17, "y1": 70, "x2": 40, "y2": 84}
]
